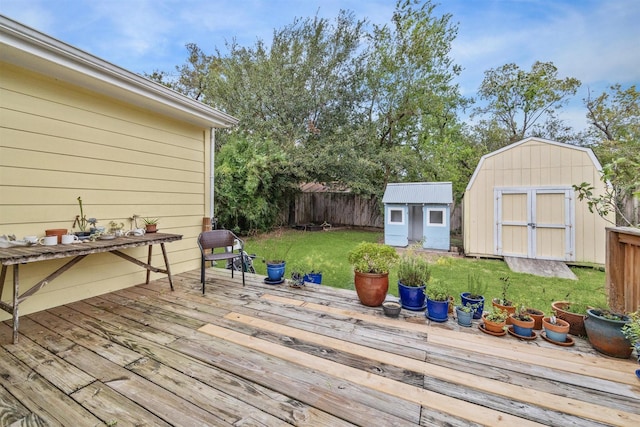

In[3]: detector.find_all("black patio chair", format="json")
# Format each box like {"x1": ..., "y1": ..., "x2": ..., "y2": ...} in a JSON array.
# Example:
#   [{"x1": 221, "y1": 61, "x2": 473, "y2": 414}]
[{"x1": 197, "y1": 230, "x2": 245, "y2": 293}]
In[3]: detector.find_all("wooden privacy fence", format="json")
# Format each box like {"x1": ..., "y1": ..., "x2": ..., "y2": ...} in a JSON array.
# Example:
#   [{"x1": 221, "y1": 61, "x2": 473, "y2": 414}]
[
  {"x1": 294, "y1": 192, "x2": 383, "y2": 228},
  {"x1": 606, "y1": 227, "x2": 640, "y2": 313}
]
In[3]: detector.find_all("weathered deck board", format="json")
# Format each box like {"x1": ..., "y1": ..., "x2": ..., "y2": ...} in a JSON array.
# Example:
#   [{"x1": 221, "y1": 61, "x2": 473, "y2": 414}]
[{"x1": 1, "y1": 266, "x2": 638, "y2": 427}]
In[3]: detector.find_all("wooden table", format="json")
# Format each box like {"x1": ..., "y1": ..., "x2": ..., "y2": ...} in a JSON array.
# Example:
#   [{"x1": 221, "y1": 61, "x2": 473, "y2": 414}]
[{"x1": 0, "y1": 233, "x2": 182, "y2": 343}]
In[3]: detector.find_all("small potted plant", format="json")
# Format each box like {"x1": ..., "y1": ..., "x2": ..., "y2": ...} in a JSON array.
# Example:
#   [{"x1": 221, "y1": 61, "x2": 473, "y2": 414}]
[
  {"x1": 425, "y1": 279, "x2": 450, "y2": 322},
  {"x1": 460, "y1": 272, "x2": 487, "y2": 320},
  {"x1": 492, "y1": 276, "x2": 516, "y2": 323},
  {"x1": 551, "y1": 300, "x2": 587, "y2": 336},
  {"x1": 396, "y1": 247, "x2": 431, "y2": 310},
  {"x1": 143, "y1": 217, "x2": 159, "y2": 233},
  {"x1": 455, "y1": 302, "x2": 477, "y2": 327},
  {"x1": 72, "y1": 196, "x2": 92, "y2": 239},
  {"x1": 348, "y1": 242, "x2": 399, "y2": 307},
  {"x1": 542, "y1": 315, "x2": 570, "y2": 343},
  {"x1": 482, "y1": 306, "x2": 508, "y2": 334},
  {"x1": 621, "y1": 309, "x2": 640, "y2": 365},
  {"x1": 510, "y1": 304, "x2": 535, "y2": 337}
]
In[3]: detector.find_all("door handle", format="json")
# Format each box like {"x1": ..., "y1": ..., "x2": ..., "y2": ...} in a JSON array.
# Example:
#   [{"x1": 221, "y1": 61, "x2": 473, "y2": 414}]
[{"x1": 528, "y1": 223, "x2": 536, "y2": 229}]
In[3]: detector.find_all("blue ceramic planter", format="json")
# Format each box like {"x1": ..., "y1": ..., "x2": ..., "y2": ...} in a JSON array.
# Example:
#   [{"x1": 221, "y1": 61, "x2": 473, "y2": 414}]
[
  {"x1": 398, "y1": 282, "x2": 426, "y2": 310},
  {"x1": 455, "y1": 306, "x2": 473, "y2": 327},
  {"x1": 460, "y1": 292, "x2": 484, "y2": 319},
  {"x1": 426, "y1": 298, "x2": 448, "y2": 322},
  {"x1": 266, "y1": 262, "x2": 285, "y2": 281},
  {"x1": 512, "y1": 323, "x2": 533, "y2": 337},
  {"x1": 303, "y1": 272, "x2": 322, "y2": 284}
]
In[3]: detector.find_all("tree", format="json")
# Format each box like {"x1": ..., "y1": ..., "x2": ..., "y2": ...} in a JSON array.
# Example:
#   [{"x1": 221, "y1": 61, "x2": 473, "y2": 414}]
[
  {"x1": 474, "y1": 61, "x2": 581, "y2": 145},
  {"x1": 575, "y1": 84, "x2": 640, "y2": 227}
]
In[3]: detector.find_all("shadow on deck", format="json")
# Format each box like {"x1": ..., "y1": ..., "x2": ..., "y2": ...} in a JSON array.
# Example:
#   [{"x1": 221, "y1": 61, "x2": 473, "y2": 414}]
[{"x1": 1, "y1": 267, "x2": 638, "y2": 426}]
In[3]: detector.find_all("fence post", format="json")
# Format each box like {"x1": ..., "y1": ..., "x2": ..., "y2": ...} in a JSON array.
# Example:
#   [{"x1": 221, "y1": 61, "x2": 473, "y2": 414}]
[{"x1": 606, "y1": 227, "x2": 640, "y2": 313}]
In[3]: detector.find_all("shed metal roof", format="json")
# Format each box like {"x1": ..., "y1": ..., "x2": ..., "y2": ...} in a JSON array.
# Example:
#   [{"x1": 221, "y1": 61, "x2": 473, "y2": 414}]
[{"x1": 382, "y1": 182, "x2": 452, "y2": 204}]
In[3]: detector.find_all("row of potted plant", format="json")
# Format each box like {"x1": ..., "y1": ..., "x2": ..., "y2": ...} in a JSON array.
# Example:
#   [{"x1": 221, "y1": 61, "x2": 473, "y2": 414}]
[{"x1": 345, "y1": 241, "x2": 640, "y2": 368}]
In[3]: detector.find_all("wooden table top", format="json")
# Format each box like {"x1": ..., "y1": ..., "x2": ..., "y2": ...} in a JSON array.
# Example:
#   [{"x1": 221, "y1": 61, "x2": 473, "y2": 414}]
[{"x1": 0, "y1": 233, "x2": 183, "y2": 266}]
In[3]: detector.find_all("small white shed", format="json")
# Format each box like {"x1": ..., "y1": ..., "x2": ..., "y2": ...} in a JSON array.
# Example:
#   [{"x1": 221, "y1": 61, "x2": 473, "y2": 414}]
[
  {"x1": 463, "y1": 137, "x2": 611, "y2": 264},
  {"x1": 382, "y1": 182, "x2": 453, "y2": 250}
]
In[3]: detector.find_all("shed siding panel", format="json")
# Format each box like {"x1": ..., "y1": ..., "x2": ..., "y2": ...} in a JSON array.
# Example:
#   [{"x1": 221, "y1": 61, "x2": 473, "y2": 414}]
[
  {"x1": 0, "y1": 64, "x2": 207, "y2": 320},
  {"x1": 463, "y1": 138, "x2": 611, "y2": 263}
]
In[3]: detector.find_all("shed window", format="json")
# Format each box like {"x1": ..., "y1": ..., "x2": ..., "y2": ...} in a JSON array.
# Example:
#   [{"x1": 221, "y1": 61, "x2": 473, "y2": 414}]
[
  {"x1": 388, "y1": 208, "x2": 404, "y2": 225},
  {"x1": 427, "y1": 208, "x2": 446, "y2": 227}
]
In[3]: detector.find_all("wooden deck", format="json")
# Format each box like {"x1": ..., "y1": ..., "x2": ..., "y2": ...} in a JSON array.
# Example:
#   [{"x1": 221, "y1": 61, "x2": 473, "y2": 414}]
[{"x1": 1, "y1": 267, "x2": 638, "y2": 426}]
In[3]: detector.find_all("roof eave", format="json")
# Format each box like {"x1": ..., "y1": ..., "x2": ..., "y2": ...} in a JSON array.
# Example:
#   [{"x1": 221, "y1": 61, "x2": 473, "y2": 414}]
[{"x1": 0, "y1": 15, "x2": 238, "y2": 129}]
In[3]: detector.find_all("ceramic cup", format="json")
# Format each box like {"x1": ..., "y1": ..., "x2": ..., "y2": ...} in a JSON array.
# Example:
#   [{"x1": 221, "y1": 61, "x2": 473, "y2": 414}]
[
  {"x1": 39, "y1": 235, "x2": 58, "y2": 246},
  {"x1": 24, "y1": 235, "x2": 38, "y2": 244},
  {"x1": 61, "y1": 234, "x2": 80, "y2": 244}
]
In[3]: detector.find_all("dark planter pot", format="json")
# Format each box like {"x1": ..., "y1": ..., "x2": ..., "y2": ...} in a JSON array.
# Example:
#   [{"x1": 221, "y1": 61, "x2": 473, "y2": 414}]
[
  {"x1": 510, "y1": 315, "x2": 535, "y2": 337},
  {"x1": 303, "y1": 272, "x2": 322, "y2": 284},
  {"x1": 455, "y1": 307, "x2": 473, "y2": 327},
  {"x1": 584, "y1": 308, "x2": 632, "y2": 359},
  {"x1": 354, "y1": 271, "x2": 389, "y2": 307},
  {"x1": 266, "y1": 261, "x2": 286, "y2": 281},
  {"x1": 460, "y1": 292, "x2": 484, "y2": 319},
  {"x1": 552, "y1": 301, "x2": 586, "y2": 336},
  {"x1": 426, "y1": 298, "x2": 449, "y2": 322},
  {"x1": 398, "y1": 281, "x2": 426, "y2": 310}
]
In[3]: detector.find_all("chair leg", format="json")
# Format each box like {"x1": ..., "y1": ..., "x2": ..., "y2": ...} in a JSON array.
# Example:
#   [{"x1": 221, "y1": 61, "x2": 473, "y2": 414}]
[
  {"x1": 201, "y1": 258, "x2": 205, "y2": 294},
  {"x1": 241, "y1": 253, "x2": 245, "y2": 286}
]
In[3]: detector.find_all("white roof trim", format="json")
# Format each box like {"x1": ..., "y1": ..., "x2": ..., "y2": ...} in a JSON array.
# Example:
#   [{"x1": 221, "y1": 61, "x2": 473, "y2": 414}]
[
  {"x1": 465, "y1": 137, "x2": 603, "y2": 192},
  {"x1": 0, "y1": 15, "x2": 238, "y2": 128}
]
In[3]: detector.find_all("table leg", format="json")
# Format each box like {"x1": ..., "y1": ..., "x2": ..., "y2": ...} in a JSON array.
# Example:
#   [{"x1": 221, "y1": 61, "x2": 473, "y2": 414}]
[
  {"x1": 161, "y1": 243, "x2": 174, "y2": 291},
  {"x1": 12, "y1": 264, "x2": 19, "y2": 344},
  {"x1": 146, "y1": 245, "x2": 153, "y2": 284}
]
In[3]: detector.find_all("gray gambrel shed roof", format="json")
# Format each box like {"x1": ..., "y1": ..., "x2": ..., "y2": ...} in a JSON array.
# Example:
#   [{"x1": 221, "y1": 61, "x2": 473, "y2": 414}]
[{"x1": 382, "y1": 182, "x2": 453, "y2": 204}]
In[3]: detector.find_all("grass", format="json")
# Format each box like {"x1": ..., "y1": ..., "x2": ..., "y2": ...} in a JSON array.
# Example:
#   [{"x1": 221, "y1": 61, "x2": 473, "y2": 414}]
[{"x1": 243, "y1": 228, "x2": 607, "y2": 313}]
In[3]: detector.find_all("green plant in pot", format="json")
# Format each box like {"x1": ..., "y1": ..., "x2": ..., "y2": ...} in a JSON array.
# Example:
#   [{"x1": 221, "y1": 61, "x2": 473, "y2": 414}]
[
  {"x1": 396, "y1": 247, "x2": 431, "y2": 311},
  {"x1": 551, "y1": 300, "x2": 587, "y2": 336},
  {"x1": 482, "y1": 306, "x2": 508, "y2": 334},
  {"x1": 492, "y1": 276, "x2": 516, "y2": 324},
  {"x1": 461, "y1": 273, "x2": 487, "y2": 320},
  {"x1": 348, "y1": 242, "x2": 399, "y2": 307},
  {"x1": 510, "y1": 304, "x2": 535, "y2": 337},
  {"x1": 143, "y1": 217, "x2": 159, "y2": 233},
  {"x1": 72, "y1": 196, "x2": 92, "y2": 238},
  {"x1": 425, "y1": 279, "x2": 450, "y2": 322},
  {"x1": 455, "y1": 302, "x2": 478, "y2": 327},
  {"x1": 584, "y1": 308, "x2": 632, "y2": 359},
  {"x1": 621, "y1": 309, "x2": 640, "y2": 365}
]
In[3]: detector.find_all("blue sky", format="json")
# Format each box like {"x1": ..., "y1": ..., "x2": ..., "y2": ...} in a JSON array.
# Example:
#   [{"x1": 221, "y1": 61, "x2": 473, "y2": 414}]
[{"x1": 1, "y1": 0, "x2": 638, "y2": 131}]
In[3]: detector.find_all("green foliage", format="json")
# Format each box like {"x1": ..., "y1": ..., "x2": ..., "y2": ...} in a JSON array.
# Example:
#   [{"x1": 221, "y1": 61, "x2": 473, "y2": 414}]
[
  {"x1": 397, "y1": 245, "x2": 431, "y2": 286},
  {"x1": 474, "y1": 61, "x2": 581, "y2": 144},
  {"x1": 347, "y1": 242, "x2": 400, "y2": 274},
  {"x1": 484, "y1": 306, "x2": 508, "y2": 323},
  {"x1": 426, "y1": 279, "x2": 450, "y2": 301},
  {"x1": 466, "y1": 272, "x2": 487, "y2": 299},
  {"x1": 215, "y1": 134, "x2": 297, "y2": 233},
  {"x1": 621, "y1": 310, "x2": 640, "y2": 346}
]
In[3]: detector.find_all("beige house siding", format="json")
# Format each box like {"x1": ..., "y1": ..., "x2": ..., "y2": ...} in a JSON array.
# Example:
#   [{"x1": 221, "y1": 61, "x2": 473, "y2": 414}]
[
  {"x1": 463, "y1": 138, "x2": 611, "y2": 264},
  {"x1": 1, "y1": 15, "x2": 237, "y2": 321}
]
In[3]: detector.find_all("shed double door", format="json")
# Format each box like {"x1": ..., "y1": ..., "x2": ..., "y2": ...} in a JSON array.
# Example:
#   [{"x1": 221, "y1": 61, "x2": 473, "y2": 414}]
[{"x1": 495, "y1": 188, "x2": 574, "y2": 261}]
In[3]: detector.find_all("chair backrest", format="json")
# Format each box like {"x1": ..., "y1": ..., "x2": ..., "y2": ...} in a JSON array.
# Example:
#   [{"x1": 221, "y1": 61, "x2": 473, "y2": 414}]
[{"x1": 198, "y1": 230, "x2": 236, "y2": 252}]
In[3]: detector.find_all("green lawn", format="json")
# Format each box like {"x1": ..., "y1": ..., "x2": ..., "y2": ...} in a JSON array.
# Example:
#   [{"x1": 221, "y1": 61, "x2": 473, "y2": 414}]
[{"x1": 243, "y1": 228, "x2": 607, "y2": 313}]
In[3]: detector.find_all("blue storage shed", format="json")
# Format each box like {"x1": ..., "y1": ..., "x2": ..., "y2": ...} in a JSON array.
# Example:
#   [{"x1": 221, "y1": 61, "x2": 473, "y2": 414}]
[{"x1": 382, "y1": 182, "x2": 453, "y2": 250}]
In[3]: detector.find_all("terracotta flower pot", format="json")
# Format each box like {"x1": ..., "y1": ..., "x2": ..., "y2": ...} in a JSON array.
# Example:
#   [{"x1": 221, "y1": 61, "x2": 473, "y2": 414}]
[
  {"x1": 354, "y1": 271, "x2": 389, "y2": 307},
  {"x1": 510, "y1": 314, "x2": 535, "y2": 337},
  {"x1": 526, "y1": 308, "x2": 545, "y2": 330},
  {"x1": 492, "y1": 299, "x2": 516, "y2": 325},
  {"x1": 552, "y1": 301, "x2": 586, "y2": 336},
  {"x1": 542, "y1": 317, "x2": 570, "y2": 342},
  {"x1": 482, "y1": 313, "x2": 506, "y2": 334},
  {"x1": 45, "y1": 228, "x2": 68, "y2": 244}
]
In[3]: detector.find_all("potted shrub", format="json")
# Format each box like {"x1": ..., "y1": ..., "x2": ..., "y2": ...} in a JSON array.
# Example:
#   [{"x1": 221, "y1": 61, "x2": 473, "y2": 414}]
[
  {"x1": 455, "y1": 302, "x2": 476, "y2": 327},
  {"x1": 72, "y1": 196, "x2": 93, "y2": 239},
  {"x1": 396, "y1": 249, "x2": 431, "y2": 310},
  {"x1": 348, "y1": 242, "x2": 399, "y2": 307},
  {"x1": 621, "y1": 309, "x2": 640, "y2": 364},
  {"x1": 584, "y1": 308, "x2": 632, "y2": 358},
  {"x1": 510, "y1": 304, "x2": 535, "y2": 337},
  {"x1": 425, "y1": 280, "x2": 450, "y2": 322},
  {"x1": 551, "y1": 301, "x2": 587, "y2": 336},
  {"x1": 143, "y1": 217, "x2": 159, "y2": 233},
  {"x1": 542, "y1": 315, "x2": 570, "y2": 343},
  {"x1": 482, "y1": 306, "x2": 508, "y2": 334},
  {"x1": 492, "y1": 276, "x2": 516, "y2": 323},
  {"x1": 460, "y1": 273, "x2": 487, "y2": 320}
]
